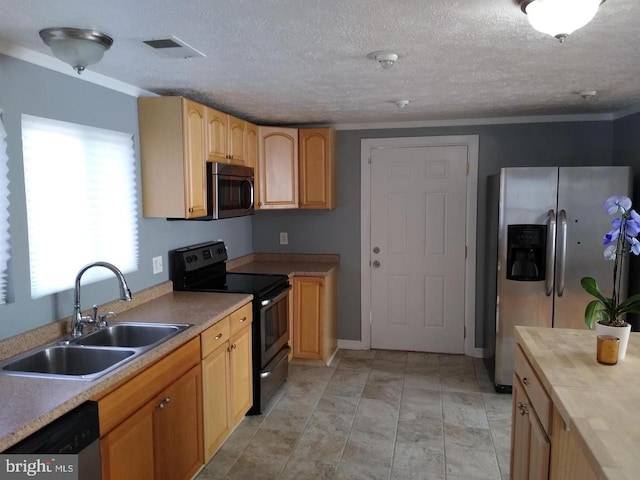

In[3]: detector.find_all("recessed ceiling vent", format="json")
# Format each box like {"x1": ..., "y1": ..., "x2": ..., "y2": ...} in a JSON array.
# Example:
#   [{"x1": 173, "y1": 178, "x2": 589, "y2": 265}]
[{"x1": 142, "y1": 36, "x2": 205, "y2": 59}]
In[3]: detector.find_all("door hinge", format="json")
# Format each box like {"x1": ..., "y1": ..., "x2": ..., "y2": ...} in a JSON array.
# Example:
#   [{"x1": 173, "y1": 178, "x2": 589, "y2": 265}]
[
  {"x1": 368, "y1": 156, "x2": 372, "y2": 164},
  {"x1": 465, "y1": 245, "x2": 468, "y2": 258},
  {"x1": 466, "y1": 162, "x2": 470, "y2": 175},
  {"x1": 464, "y1": 326, "x2": 467, "y2": 338}
]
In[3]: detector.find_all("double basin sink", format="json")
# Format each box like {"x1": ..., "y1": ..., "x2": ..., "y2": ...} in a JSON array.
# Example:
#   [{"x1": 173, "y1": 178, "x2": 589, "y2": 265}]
[{"x1": 0, "y1": 322, "x2": 191, "y2": 381}]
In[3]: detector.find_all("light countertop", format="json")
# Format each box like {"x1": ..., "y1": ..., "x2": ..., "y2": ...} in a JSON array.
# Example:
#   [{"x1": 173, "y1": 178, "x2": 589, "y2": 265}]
[
  {"x1": 0, "y1": 290, "x2": 252, "y2": 452},
  {"x1": 516, "y1": 326, "x2": 640, "y2": 480}
]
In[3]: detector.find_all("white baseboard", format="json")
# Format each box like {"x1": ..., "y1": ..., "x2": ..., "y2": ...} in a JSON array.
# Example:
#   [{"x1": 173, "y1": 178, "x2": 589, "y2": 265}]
[{"x1": 337, "y1": 339, "x2": 365, "y2": 350}]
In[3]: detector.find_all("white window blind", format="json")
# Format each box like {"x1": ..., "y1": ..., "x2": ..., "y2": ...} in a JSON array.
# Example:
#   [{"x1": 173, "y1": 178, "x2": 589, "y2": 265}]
[
  {"x1": 22, "y1": 114, "x2": 139, "y2": 299},
  {"x1": 0, "y1": 111, "x2": 10, "y2": 304}
]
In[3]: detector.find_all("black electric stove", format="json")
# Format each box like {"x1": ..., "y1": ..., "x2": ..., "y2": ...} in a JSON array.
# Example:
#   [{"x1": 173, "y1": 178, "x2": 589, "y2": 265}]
[{"x1": 169, "y1": 241, "x2": 291, "y2": 415}]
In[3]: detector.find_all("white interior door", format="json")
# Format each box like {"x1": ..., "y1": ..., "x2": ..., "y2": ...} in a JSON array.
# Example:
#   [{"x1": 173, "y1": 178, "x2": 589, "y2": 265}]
[{"x1": 370, "y1": 144, "x2": 468, "y2": 353}]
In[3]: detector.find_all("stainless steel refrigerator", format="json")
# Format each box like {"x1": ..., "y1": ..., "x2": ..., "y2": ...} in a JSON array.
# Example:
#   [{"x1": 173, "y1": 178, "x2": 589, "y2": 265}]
[{"x1": 487, "y1": 166, "x2": 632, "y2": 391}]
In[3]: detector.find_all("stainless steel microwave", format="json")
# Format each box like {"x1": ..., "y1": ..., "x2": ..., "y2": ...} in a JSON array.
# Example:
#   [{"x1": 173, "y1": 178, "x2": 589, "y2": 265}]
[{"x1": 207, "y1": 162, "x2": 255, "y2": 219}]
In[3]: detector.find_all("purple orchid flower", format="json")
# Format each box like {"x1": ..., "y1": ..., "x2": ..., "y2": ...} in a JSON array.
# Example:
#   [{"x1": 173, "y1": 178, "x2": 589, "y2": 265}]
[{"x1": 604, "y1": 195, "x2": 632, "y2": 215}]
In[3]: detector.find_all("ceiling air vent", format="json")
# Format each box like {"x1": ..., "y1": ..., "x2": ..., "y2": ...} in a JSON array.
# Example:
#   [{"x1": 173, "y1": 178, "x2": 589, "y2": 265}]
[{"x1": 142, "y1": 36, "x2": 205, "y2": 59}]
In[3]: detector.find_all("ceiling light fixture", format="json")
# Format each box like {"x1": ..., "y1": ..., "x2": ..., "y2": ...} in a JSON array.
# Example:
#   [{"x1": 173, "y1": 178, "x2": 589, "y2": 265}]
[
  {"x1": 394, "y1": 100, "x2": 410, "y2": 108},
  {"x1": 367, "y1": 51, "x2": 399, "y2": 69},
  {"x1": 519, "y1": 0, "x2": 605, "y2": 42},
  {"x1": 579, "y1": 90, "x2": 597, "y2": 100},
  {"x1": 39, "y1": 27, "x2": 113, "y2": 74}
]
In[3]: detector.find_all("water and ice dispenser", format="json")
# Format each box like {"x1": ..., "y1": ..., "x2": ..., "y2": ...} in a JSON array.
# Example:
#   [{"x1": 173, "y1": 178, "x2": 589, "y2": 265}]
[{"x1": 506, "y1": 225, "x2": 547, "y2": 281}]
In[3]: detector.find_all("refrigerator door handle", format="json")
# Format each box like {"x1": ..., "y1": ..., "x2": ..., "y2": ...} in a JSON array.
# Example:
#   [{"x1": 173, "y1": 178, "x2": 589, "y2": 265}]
[
  {"x1": 546, "y1": 209, "x2": 557, "y2": 296},
  {"x1": 557, "y1": 209, "x2": 568, "y2": 297}
]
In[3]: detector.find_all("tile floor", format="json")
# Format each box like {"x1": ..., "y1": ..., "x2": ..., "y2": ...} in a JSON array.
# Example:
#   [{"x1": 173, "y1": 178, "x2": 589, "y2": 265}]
[{"x1": 195, "y1": 349, "x2": 512, "y2": 480}]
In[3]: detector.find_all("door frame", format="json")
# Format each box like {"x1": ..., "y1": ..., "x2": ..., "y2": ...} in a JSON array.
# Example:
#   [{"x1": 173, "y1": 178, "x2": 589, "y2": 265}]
[{"x1": 360, "y1": 135, "x2": 480, "y2": 357}]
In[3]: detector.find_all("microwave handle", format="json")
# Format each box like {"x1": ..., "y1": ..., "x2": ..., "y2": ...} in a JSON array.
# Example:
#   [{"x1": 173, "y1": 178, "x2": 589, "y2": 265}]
[{"x1": 242, "y1": 178, "x2": 254, "y2": 210}]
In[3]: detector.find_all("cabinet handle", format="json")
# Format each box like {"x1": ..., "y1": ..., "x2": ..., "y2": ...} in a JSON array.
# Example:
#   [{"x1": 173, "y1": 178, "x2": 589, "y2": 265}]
[
  {"x1": 239, "y1": 316, "x2": 247, "y2": 323},
  {"x1": 188, "y1": 207, "x2": 194, "y2": 213},
  {"x1": 517, "y1": 401, "x2": 529, "y2": 416},
  {"x1": 214, "y1": 333, "x2": 223, "y2": 340},
  {"x1": 522, "y1": 377, "x2": 530, "y2": 387},
  {"x1": 232, "y1": 343, "x2": 237, "y2": 350},
  {"x1": 163, "y1": 396, "x2": 170, "y2": 404},
  {"x1": 156, "y1": 396, "x2": 171, "y2": 409}
]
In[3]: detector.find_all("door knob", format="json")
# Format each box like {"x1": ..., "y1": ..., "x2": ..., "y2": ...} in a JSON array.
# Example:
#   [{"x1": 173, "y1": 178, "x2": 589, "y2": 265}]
[
  {"x1": 372, "y1": 260, "x2": 381, "y2": 268},
  {"x1": 373, "y1": 247, "x2": 380, "y2": 254}
]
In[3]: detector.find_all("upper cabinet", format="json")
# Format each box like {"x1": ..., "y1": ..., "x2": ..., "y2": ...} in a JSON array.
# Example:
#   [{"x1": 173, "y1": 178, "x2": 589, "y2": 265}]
[
  {"x1": 299, "y1": 128, "x2": 336, "y2": 210},
  {"x1": 257, "y1": 126, "x2": 336, "y2": 210},
  {"x1": 138, "y1": 97, "x2": 207, "y2": 219},
  {"x1": 205, "y1": 107, "x2": 246, "y2": 166},
  {"x1": 258, "y1": 126, "x2": 299, "y2": 209}
]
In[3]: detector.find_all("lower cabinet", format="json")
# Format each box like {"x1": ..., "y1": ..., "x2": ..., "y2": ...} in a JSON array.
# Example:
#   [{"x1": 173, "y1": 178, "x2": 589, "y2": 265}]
[
  {"x1": 201, "y1": 303, "x2": 253, "y2": 461},
  {"x1": 512, "y1": 342, "x2": 600, "y2": 480},
  {"x1": 292, "y1": 269, "x2": 337, "y2": 364},
  {"x1": 97, "y1": 338, "x2": 203, "y2": 480}
]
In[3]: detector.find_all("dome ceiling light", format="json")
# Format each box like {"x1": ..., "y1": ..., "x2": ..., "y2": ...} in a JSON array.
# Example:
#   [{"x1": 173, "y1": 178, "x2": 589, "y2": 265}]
[
  {"x1": 367, "y1": 50, "x2": 399, "y2": 69},
  {"x1": 39, "y1": 27, "x2": 113, "y2": 74},
  {"x1": 519, "y1": 0, "x2": 605, "y2": 42}
]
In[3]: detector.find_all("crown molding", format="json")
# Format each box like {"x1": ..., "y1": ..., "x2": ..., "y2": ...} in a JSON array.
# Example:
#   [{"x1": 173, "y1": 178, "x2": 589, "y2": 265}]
[{"x1": 0, "y1": 38, "x2": 156, "y2": 98}]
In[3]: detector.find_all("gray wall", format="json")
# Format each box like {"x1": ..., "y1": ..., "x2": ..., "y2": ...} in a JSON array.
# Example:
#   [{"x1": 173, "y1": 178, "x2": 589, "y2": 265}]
[
  {"x1": 253, "y1": 122, "x2": 615, "y2": 345},
  {"x1": 0, "y1": 54, "x2": 252, "y2": 340},
  {"x1": 613, "y1": 111, "x2": 640, "y2": 329}
]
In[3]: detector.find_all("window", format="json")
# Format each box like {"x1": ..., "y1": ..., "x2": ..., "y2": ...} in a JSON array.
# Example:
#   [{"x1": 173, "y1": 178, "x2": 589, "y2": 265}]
[
  {"x1": 0, "y1": 111, "x2": 9, "y2": 304},
  {"x1": 22, "y1": 114, "x2": 138, "y2": 299}
]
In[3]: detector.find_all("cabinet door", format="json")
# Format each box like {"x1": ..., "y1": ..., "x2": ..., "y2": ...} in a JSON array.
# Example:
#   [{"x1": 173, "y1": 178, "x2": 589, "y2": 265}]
[
  {"x1": 293, "y1": 277, "x2": 324, "y2": 359},
  {"x1": 183, "y1": 100, "x2": 207, "y2": 218},
  {"x1": 512, "y1": 377, "x2": 532, "y2": 480},
  {"x1": 101, "y1": 400, "x2": 155, "y2": 480},
  {"x1": 205, "y1": 107, "x2": 228, "y2": 163},
  {"x1": 529, "y1": 409, "x2": 550, "y2": 480},
  {"x1": 245, "y1": 122, "x2": 258, "y2": 172},
  {"x1": 154, "y1": 364, "x2": 203, "y2": 480},
  {"x1": 202, "y1": 343, "x2": 230, "y2": 460},
  {"x1": 229, "y1": 325, "x2": 253, "y2": 425},
  {"x1": 299, "y1": 128, "x2": 335, "y2": 210},
  {"x1": 228, "y1": 115, "x2": 246, "y2": 165},
  {"x1": 258, "y1": 126, "x2": 299, "y2": 209}
]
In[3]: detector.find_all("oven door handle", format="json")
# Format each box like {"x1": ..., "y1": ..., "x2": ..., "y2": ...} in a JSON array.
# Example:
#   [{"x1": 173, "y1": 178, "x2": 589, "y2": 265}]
[{"x1": 260, "y1": 285, "x2": 292, "y2": 308}]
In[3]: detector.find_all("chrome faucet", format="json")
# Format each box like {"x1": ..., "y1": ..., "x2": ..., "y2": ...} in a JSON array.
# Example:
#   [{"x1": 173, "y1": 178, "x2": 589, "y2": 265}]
[{"x1": 71, "y1": 261, "x2": 132, "y2": 337}]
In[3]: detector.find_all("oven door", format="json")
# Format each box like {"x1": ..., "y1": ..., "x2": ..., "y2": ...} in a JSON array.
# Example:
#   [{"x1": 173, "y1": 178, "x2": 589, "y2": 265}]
[{"x1": 259, "y1": 285, "x2": 291, "y2": 368}]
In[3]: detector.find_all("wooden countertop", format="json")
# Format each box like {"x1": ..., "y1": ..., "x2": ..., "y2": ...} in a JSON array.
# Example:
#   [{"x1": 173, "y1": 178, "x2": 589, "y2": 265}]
[
  {"x1": 516, "y1": 326, "x2": 640, "y2": 480},
  {"x1": 0, "y1": 290, "x2": 252, "y2": 452},
  {"x1": 228, "y1": 253, "x2": 339, "y2": 277}
]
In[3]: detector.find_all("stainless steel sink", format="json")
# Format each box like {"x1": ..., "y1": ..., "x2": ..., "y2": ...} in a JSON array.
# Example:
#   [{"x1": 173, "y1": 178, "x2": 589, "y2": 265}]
[
  {"x1": 72, "y1": 322, "x2": 191, "y2": 348},
  {"x1": 1, "y1": 322, "x2": 192, "y2": 381},
  {"x1": 1, "y1": 346, "x2": 136, "y2": 380}
]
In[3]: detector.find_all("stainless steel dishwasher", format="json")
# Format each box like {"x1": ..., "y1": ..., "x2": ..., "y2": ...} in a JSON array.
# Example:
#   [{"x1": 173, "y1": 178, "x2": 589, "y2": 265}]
[{"x1": 4, "y1": 401, "x2": 101, "y2": 479}]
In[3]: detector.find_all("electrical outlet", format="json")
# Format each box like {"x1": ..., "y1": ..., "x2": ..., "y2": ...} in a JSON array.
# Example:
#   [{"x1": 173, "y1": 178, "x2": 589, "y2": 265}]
[
  {"x1": 279, "y1": 232, "x2": 288, "y2": 245},
  {"x1": 152, "y1": 256, "x2": 163, "y2": 274}
]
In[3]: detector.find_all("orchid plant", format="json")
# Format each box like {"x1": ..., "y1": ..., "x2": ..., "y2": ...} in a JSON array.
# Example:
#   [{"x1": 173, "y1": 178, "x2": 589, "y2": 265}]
[{"x1": 582, "y1": 195, "x2": 640, "y2": 328}]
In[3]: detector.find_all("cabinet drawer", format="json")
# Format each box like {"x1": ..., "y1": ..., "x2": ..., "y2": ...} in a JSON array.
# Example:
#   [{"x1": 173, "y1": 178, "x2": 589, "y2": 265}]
[
  {"x1": 201, "y1": 317, "x2": 230, "y2": 359},
  {"x1": 515, "y1": 344, "x2": 551, "y2": 434},
  {"x1": 229, "y1": 303, "x2": 252, "y2": 336}
]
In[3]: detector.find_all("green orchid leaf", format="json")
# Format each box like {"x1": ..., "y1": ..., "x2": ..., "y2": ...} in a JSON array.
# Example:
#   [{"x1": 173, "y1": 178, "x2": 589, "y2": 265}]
[
  {"x1": 581, "y1": 277, "x2": 613, "y2": 309},
  {"x1": 585, "y1": 299, "x2": 606, "y2": 330},
  {"x1": 616, "y1": 293, "x2": 640, "y2": 311}
]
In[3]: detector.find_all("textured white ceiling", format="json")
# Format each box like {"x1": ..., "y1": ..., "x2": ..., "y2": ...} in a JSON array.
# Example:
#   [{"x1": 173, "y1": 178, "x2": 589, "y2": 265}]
[{"x1": 0, "y1": 0, "x2": 639, "y2": 125}]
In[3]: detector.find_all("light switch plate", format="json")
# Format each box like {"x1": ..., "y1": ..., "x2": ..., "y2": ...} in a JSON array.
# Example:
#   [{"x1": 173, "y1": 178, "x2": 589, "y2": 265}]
[
  {"x1": 152, "y1": 256, "x2": 163, "y2": 274},
  {"x1": 279, "y1": 232, "x2": 288, "y2": 245}
]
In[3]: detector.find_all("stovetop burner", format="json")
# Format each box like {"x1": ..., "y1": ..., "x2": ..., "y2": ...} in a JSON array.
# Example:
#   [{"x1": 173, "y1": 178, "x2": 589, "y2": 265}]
[{"x1": 188, "y1": 272, "x2": 289, "y2": 299}]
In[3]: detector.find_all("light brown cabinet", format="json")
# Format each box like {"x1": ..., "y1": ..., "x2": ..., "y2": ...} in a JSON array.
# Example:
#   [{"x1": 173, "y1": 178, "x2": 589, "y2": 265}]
[
  {"x1": 97, "y1": 338, "x2": 203, "y2": 480},
  {"x1": 257, "y1": 126, "x2": 336, "y2": 211},
  {"x1": 292, "y1": 269, "x2": 337, "y2": 364},
  {"x1": 258, "y1": 126, "x2": 299, "y2": 209},
  {"x1": 201, "y1": 303, "x2": 253, "y2": 461},
  {"x1": 299, "y1": 128, "x2": 336, "y2": 209},
  {"x1": 138, "y1": 97, "x2": 207, "y2": 219},
  {"x1": 205, "y1": 107, "x2": 246, "y2": 166}
]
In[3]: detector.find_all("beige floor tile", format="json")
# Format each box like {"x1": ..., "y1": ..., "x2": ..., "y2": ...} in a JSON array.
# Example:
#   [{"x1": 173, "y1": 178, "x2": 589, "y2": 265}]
[
  {"x1": 337, "y1": 357, "x2": 375, "y2": 371},
  {"x1": 291, "y1": 430, "x2": 348, "y2": 463},
  {"x1": 403, "y1": 371, "x2": 440, "y2": 391},
  {"x1": 362, "y1": 383, "x2": 402, "y2": 407},
  {"x1": 443, "y1": 424, "x2": 495, "y2": 452},
  {"x1": 406, "y1": 352, "x2": 439, "y2": 365},
  {"x1": 335, "y1": 461, "x2": 391, "y2": 480},
  {"x1": 396, "y1": 418, "x2": 443, "y2": 447},
  {"x1": 260, "y1": 409, "x2": 310, "y2": 433},
  {"x1": 340, "y1": 349, "x2": 377, "y2": 360},
  {"x1": 330, "y1": 367, "x2": 371, "y2": 385},
  {"x1": 245, "y1": 428, "x2": 301, "y2": 457},
  {"x1": 375, "y1": 350, "x2": 409, "y2": 363},
  {"x1": 392, "y1": 441, "x2": 445, "y2": 473},
  {"x1": 323, "y1": 380, "x2": 365, "y2": 401},
  {"x1": 445, "y1": 445, "x2": 501, "y2": 480},
  {"x1": 390, "y1": 466, "x2": 445, "y2": 480},
  {"x1": 279, "y1": 459, "x2": 338, "y2": 480},
  {"x1": 223, "y1": 454, "x2": 288, "y2": 480},
  {"x1": 342, "y1": 429, "x2": 395, "y2": 468},
  {"x1": 441, "y1": 391, "x2": 489, "y2": 429}
]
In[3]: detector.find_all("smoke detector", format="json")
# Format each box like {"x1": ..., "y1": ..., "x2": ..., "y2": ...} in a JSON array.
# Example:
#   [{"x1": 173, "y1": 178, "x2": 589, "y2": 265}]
[
  {"x1": 367, "y1": 50, "x2": 399, "y2": 69},
  {"x1": 579, "y1": 90, "x2": 597, "y2": 100}
]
